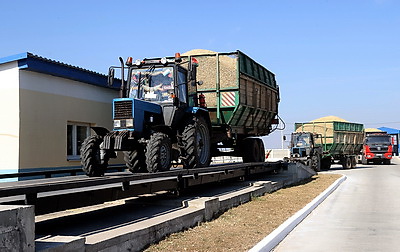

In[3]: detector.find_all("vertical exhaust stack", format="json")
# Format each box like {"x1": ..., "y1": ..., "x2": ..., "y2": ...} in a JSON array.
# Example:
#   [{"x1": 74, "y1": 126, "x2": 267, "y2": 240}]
[{"x1": 119, "y1": 57, "x2": 126, "y2": 98}]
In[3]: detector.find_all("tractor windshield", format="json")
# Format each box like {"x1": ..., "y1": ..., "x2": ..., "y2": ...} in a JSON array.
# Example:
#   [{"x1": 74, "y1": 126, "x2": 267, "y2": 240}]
[
  {"x1": 293, "y1": 133, "x2": 311, "y2": 147},
  {"x1": 129, "y1": 67, "x2": 174, "y2": 102}
]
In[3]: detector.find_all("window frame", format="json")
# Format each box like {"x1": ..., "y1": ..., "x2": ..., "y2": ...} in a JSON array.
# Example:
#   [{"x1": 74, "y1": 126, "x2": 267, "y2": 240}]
[{"x1": 67, "y1": 122, "x2": 91, "y2": 161}]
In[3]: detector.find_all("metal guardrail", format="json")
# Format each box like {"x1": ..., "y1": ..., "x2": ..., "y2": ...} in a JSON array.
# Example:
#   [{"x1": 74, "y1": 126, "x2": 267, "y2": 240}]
[{"x1": 0, "y1": 166, "x2": 126, "y2": 179}]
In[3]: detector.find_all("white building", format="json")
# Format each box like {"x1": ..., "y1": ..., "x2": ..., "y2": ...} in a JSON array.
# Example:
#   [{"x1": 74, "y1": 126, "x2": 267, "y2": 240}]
[{"x1": 0, "y1": 52, "x2": 122, "y2": 175}]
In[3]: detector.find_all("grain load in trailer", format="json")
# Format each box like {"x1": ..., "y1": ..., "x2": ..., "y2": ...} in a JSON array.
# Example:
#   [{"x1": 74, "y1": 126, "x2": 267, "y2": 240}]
[{"x1": 182, "y1": 49, "x2": 280, "y2": 161}]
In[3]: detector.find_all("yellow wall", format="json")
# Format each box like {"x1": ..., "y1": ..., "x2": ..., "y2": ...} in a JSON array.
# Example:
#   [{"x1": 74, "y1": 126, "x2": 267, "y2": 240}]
[{"x1": 18, "y1": 70, "x2": 123, "y2": 169}]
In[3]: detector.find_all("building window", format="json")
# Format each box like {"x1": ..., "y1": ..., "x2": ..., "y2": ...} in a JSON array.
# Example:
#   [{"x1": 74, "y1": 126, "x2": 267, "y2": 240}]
[{"x1": 67, "y1": 122, "x2": 91, "y2": 160}]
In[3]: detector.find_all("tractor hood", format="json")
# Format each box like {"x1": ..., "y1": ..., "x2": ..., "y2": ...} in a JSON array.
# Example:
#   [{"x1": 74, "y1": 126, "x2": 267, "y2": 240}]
[{"x1": 112, "y1": 98, "x2": 162, "y2": 133}]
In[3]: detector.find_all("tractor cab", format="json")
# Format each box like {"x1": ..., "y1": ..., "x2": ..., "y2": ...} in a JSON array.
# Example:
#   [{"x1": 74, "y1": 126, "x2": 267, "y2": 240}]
[
  {"x1": 290, "y1": 132, "x2": 315, "y2": 158},
  {"x1": 107, "y1": 54, "x2": 201, "y2": 134},
  {"x1": 109, "y1": 53, "x2": 199, "y2": 108}
]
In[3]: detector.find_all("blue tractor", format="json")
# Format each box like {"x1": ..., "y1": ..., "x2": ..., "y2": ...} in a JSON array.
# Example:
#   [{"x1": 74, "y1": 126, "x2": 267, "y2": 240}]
[
  {"x1": 289, "y1": 132, "x2": 322, "y2": 172},
  {"x1": 80, "y1": 53, "x2": 212, "y2": 176}
]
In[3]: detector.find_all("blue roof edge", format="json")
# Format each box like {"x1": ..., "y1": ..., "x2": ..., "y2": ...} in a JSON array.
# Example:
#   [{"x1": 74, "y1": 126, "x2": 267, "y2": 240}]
[
  {"x1": 0, "y1": 52, "x2": 29, "y2": 65},
  {"x1": 378, "y1": 127, "x2": 400, "y2": 134},
  {"x1": 0, "y1": 52, "x2": 120, "y2": 89}
]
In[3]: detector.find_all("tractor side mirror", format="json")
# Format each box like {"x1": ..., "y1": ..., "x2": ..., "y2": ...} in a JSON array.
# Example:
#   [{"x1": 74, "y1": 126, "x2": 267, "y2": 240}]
[
  {"x1": 108, "y1": 68, "x2": 115, "y2": 86},
  {"x1": 173, "y1": 97, "x2": 180, "y2": 106},
  {"x1": 190, "y1": 64, "x2": 197, "y2": 81}
]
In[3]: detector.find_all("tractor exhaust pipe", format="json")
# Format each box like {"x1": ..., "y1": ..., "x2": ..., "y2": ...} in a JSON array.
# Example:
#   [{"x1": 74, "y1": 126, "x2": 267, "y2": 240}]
[{"x1": 119, "y1": 57, "x2": 126, "y2": 98}]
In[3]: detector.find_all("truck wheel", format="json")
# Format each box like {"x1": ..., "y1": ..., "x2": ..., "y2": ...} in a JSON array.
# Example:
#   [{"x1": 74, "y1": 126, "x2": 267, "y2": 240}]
[
  {"x1": 384, "y1": 159, "x2": 391, "y2": 165},
  {"x1": 146, "y1": 132, "x2": 172, "y2": 172},
  {"x1": 242, "y1": 138, "x2": 263, "y2": 163},
  {"x1": 124, "y1": 146, "x2": 146, "y2": 173},
  {"x1": 80, "y1": 135, "x2": 108, "y2": 177},
  {"x1": 361, "y1": 156, "x2": 367, "y2": 165},
  {"x1": 181, "y1": 117, "x2": 211, "y2": 169}
]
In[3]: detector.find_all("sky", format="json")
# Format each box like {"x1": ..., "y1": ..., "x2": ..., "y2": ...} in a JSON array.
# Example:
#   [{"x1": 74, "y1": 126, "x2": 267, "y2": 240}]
[{"x1": 1, "y1": 0, "x2": 399, "y2": 148}]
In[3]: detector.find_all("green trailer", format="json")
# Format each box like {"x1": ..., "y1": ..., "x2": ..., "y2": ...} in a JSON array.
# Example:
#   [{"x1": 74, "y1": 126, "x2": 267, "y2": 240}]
[
  {"x1": 295, "y1": 118, "x2": 364, "y2": 169},
  {"x1": 182, "y1": 49, "x2": 280, "y2": 161}
]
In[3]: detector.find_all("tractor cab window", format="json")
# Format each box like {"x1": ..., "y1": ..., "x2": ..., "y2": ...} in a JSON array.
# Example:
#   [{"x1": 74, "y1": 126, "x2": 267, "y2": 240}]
[
  {"x1": 294, "y1": 134, "x2": 311, "y2": 147},
  {"x1": 129, "y1": 67, "x2": 174, "y2": 102}
]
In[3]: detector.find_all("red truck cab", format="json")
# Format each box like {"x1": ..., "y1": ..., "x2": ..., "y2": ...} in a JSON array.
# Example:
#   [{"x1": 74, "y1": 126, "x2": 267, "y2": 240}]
[{"x1": 361, "y1": 132, "x2": 393, "y2": 165}]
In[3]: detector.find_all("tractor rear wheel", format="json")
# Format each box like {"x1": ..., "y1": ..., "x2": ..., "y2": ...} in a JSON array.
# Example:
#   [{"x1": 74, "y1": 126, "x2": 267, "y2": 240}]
[
  {"x1": 146, "y1": 132, "x2": 172, "y2": 173},
  {"x1": 311, "y1": 153, "x2": 321, "y2": 172},
  {"x1": 124, "y1": 144, "x2": 146, "y2": 173},
  {"x1": 80, "y1": 135, "x2": 108, "y2": 177},
  {"x1": 181, "y1": 116, "x2": 211, "y2": 169}
]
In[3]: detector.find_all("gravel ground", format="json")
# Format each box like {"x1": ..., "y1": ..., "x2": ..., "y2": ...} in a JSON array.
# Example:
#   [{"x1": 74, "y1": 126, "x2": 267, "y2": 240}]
[{"x1": 144, "y1": 173, "x2": 341, "y2": 252}]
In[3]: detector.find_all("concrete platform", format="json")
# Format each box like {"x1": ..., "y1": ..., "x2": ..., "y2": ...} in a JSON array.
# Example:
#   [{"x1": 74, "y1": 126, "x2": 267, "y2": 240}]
[
  {"x1": 31, "y1": 162, "x2": 314, "y2": 251},
  {"x1": 0, "y1": 205, "x2": 35, "y2": 251}
]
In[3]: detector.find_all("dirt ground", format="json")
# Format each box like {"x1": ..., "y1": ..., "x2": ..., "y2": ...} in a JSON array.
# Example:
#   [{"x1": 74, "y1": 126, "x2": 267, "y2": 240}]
[{"x1": 145, "y1": 173, "x2": 341, "y2": 252}]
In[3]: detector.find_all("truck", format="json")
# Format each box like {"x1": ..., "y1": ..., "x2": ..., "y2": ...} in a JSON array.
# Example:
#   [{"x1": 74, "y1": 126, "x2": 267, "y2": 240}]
[
  {"x1": 294, "y1": 116, "x2": 364, "y2": 170},
  {"x1": 360, "y1": 129, "x2": 393, "y2": 165},
  {"x1": 289, "y1": 132, "x2": 322, "y2": 171},
  {"x1": 80, "y1": 50, "x2": 280, "y2": 176}
]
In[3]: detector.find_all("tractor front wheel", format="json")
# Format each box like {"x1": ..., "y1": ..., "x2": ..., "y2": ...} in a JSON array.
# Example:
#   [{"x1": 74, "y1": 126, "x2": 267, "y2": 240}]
[
  {"x1": 146, "y1": 132, "x2": 172, "y2": 173},
  {"x1": 124, "y1": 144, "x2": 146, "y2": 173},
  {"x1": 80, "y1": 135, "x2": 108, "y2": 177}
]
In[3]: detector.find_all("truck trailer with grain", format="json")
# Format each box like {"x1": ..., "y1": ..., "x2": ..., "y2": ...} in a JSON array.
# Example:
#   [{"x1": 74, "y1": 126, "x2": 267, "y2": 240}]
[
  {"x1": 294, "y1": 116, "x2": 364, "y2": 170},
  {"x1": 80, "y1": 49, "x2": 280, "y2": 176}
]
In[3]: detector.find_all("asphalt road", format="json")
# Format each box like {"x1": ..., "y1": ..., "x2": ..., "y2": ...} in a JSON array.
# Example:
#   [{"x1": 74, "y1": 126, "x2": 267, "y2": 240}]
[{"x1": 274, "y1": 157, "x2": 400, "y2": 252}]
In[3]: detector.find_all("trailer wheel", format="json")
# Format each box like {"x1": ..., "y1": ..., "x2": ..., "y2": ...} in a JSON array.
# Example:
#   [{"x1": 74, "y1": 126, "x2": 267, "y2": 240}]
[
  {"x1": 321, "y1": 157, "x2": 331, "y2": 170},
  {"x1": 124, "y1": 145, "x2": 146, "y2": 173},
  {"x1": 342, "y1": 157, "x2": 351, "y2": 169},
  {"x1": 146, "y1": 132, "x2": 172, "y2": 173},
  {"x1": 80, "y1": 135, "x2": 108, "y2": 177},
  {"x1": 350, "y1": 156, "x2": 357, "y2": 168},
  {"x1": 258, "y1": 139, "x2": 266, "y2": 162},
  {"x1": 242, "y1": 138, "x2": 264, "y2": 163},
  {"x1": 181, "y1": 116, "x2": 211, "y2": 169}
]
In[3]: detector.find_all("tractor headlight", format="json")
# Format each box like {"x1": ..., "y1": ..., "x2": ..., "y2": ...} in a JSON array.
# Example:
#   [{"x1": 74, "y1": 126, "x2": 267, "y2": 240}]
[
  {"x1": 114, "y1": 120, "x2": 121, "y2": 128},
  {"x1": 126, "y1": 119, "x2": 134, "y2": 127}
]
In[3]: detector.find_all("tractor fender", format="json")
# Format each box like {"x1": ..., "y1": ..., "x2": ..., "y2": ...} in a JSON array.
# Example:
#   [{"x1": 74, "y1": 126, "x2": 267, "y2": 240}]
[
  {"x1": 91, "y1": 126, "x2": 110, "y2": 137},
  {"x1": 186, "y1": 107, "x2": 212, "y2": 131}
]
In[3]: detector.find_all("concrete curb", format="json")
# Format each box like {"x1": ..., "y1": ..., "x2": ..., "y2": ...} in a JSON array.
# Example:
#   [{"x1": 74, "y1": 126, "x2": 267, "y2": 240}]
[{"x1": 249, "y1": 175, "x2": 347, "y2": 252}]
